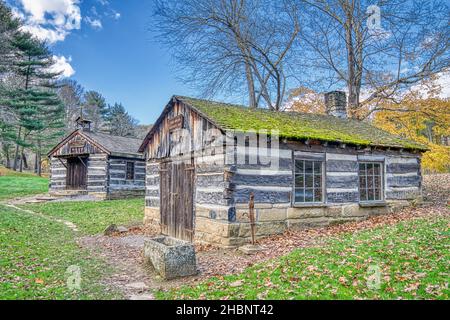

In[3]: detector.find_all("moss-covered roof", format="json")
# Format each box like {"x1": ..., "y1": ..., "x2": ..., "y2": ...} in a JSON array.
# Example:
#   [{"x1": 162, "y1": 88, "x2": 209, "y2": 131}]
[{"x1": 175, "y1": 96, "x2": 427, "y2": 151}]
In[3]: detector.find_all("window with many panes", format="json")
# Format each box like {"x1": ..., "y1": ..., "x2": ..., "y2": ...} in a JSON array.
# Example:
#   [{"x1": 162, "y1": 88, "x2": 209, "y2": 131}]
[
  {"x1": 359, "y1": 162, "x2": 383, "y2": 202},
  {"x1": 294, "y1": 160, "x2": 323, "y2": 203},
  {"x1": 126, "y1": 162, "x2": 135, "y2": 181}
]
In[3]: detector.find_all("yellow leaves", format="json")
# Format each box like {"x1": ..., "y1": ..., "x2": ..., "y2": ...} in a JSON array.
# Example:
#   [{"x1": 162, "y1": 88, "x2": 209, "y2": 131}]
[
  {"x1": 286, "y1": 87, "x2": 326, "y2": 114},
  {"x1": 422, "y1": 144, "x2": 450, "y2": 173},
  {"x1": 374, "y1": 95, "x2": 450, "y2": 173}
]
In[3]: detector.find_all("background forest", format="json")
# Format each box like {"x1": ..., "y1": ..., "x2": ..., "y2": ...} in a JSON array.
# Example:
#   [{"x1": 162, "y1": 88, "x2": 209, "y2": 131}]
[
  {"x1": 1, "y1": 0, "x2": 449, "y2": 175},
  {"x1": 0, "y1": 2, "x2": 148, "y2": 175}
]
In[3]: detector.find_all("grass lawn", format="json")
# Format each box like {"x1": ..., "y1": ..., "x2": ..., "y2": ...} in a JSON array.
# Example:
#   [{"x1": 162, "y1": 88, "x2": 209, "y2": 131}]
[
  {"x1": 0, "y1": 167, "x2": 48, "y2": 200},
  {"x1": 0, "y1": 204, "x2": 120, "y2": 299},
  {"x1": 23, "y1": 199, "x2": 144, "y2": 235},
  {"x1": 157, "y1": 217, "x2": 450, "y2": 300}
]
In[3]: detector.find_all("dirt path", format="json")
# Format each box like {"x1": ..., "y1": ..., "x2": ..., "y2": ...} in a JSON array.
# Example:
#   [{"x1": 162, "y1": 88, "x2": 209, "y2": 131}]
[{"x1": 2, "y1": 202, "x2": 79, "y2": 232}]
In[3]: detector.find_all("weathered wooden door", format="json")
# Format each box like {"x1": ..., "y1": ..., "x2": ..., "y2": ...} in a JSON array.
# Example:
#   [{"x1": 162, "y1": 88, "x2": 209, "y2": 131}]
[
  {"x1": 160, "y1": 160, "x2": 195, "y2": 241},
  {"x1": 66, "y1": 157, "x2": 87, "y2": 190}
]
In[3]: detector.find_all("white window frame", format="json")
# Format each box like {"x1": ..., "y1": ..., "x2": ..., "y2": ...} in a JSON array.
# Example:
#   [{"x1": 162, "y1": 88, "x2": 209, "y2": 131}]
[
  {"x1": 358, "y1": 161, "x2": 384, "y2": 203},
  {"x1": 293, "y1": 159, "x2": 325, "y2": 205}
]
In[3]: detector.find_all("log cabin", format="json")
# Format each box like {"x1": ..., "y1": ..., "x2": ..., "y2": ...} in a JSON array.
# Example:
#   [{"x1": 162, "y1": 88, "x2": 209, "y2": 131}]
[
  {"x1": 47, "y1": 117, "x2": 146, "y2": 200},
  {"x1": 139, "y1": 92, "x2": 428, "y2": 247}
]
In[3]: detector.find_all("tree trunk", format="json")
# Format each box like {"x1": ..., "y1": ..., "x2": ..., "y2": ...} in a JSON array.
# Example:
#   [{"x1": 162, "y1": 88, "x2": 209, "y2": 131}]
[
  {"x1": 19, "y1": 147, "x2": 28, "y2": 172},
  {"x1": 37, "y1": 153, "x2": 42, "y2": 176},
  {"x1": 13, "y1": 127, "x2": 22, "y2": 171},
  {"x1": 34, "y1": 152, "x2": 38, "y2": 174},
  {"x1": 19, "y1": 150, "x2": 23, "y2": 172},
  {"x1": 4, "y1": 146, "x2": 10, "y2": 168},
  {"x1": 245, "y1": 61, "x2": 257, "y2": 108},
  {"x1": 345, "y1": 19, "x2": 358, "y2": 118},
  {"x1": 37, "y1": 140, "x2": 42, "y2": 176}
]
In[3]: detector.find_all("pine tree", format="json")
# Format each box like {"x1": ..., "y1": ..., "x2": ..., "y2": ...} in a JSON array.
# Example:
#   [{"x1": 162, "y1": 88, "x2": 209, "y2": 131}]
[
  {"x1": 3, "y1": 32, "x2": 64, "y2": 172},
  {"x1": 105, "y1": 103, "x2": 138, "y2": 137},
  {"x1": 0, "y1": 0, "x2": 20, "y2": 73},
  {"x1": 83, "y1": 91, "x2": 108, "y2": 131},
  {"x1": 0, "y1": 1, "x2": 21, "y2": 167}
]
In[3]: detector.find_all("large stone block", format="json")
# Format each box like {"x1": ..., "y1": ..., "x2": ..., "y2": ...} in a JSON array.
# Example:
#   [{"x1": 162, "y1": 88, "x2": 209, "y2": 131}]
[
  {"x1": 144, "y1": 236, "x2": 197, "y2": 280},
  {"x1": 195, "y1": 217, "x2": 231, "y2": 238},
  {"x1": 144, "y1": 207, "x2": 160, "y2": 220},
  {"x1": 287, "y1": 217, "x2": 331, "y2": 229},
  {"x1": 257, "y1": 208, "x2": 287, "y2": 221},
  {"x1": 287, "y1": 207, "x2": 326, "y2": 219},
  {"x1": 387, "y1": 200, "x2": 411, "y2": 213},
  {"x1": 88, "y1": 192, "x2": 107, "y2": 200},
  {"x1": 256, "y1": 221, "x2": 287, "y2": 236},
  {"x1": 340, "y1": 204, "x2": 367, "y2": 217},
  {"x1": 195, "y1": 206, "x2": 229, "y2": 221},
  {"x1": 235, "y1": 209, "x2": 250, "y2": 223},
  {"x1": 235, "y1": 203, "x2": 273, "y2": 209}
]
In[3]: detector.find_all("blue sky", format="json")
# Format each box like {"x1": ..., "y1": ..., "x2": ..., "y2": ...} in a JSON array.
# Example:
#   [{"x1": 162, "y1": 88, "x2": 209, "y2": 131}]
[
  {"x1": 6, "y1": 0, "x2": 450, "y2": 126},
  {"x1": 7, "y1": 0, "x2": 193, "y2": 125}
]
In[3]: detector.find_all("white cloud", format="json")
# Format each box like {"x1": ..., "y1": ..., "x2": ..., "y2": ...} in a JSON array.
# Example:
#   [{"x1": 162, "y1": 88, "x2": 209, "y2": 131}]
[
  {"x1": 97, "y1": 0, "x2": 110, "y2": 6},
  {"x1": 112, "y1": 11, "x2": 121, "y2": 20},
  {"x1": 85, "y1": 16, "x2": 102, "y2": 30},
  {"x1": 435, "y1": 71, "x2": 450, "y2": 98},
  {"x1": 12, "y1": 0, "x2": 81, "y2": 43},
  {"x1": 10, "y1": 0, "x2": 120, "y2": 42},
  {"x1": 49, "y1": 55, "x2": 75, "y2": 78}
]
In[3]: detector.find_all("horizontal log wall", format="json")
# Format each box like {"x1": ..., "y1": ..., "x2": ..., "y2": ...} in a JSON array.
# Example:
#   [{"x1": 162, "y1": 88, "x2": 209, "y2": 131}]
[
  {"x1": 326, "y1": 153, "x2": 359, "y2": 203},
  {"x1": 385, "y1": 155, "x2": 421, "y2": 200},
  {"x1": 195, "y1": 153, "x2": 227, "y2": 208},
  {"x1": 229, "y1": 147, "x2": 293, "y2": 207},
  {"x1": 145, "y1": 161, "x2": 160, "y2": 208},
  {"x1": 108, "y1": 157, "x2": 146, "y2": 195},
  {"x1": 49, "y1": 157, "x2": 67, "y2": 191},
  {"x1": 87, "y1": 154, "x2": 108, "y2": 195}
]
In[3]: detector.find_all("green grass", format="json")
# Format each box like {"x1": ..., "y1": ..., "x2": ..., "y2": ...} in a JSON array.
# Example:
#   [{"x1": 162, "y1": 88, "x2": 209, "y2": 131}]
[
  {"x1": 0, "y1": 168, "x2": 48, "y2": 200},
  {"x1": 22, "y1": 198, "x2": 144, "y2": 235},
  {"x1": 157, "y1": 218, "x2": 450, "y2": 300},
  {"x1": 0, "y1": 204, "x2": 121, "y2": 300}
]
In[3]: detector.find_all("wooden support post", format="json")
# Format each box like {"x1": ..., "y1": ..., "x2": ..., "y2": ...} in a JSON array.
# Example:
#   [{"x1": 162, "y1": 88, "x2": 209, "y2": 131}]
[
  {"x1": 78, "y1": 156, "x2": 87, "y2": 168},
  {"x1": 249, "y1": 192, "x2": 256, "y2": 245},
  {"x1": 58, "y1": 158, "x2": 67, "y2": 169}
]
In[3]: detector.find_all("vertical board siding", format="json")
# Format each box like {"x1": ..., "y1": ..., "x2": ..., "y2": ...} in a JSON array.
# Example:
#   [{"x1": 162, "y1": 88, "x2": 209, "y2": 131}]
[
  {"x1": 146, "y1": 100, "x2": 225, "y2": 160},
  {"x1": 50, "y1": 132, "x2": 106, "y2": 157},
  {"x1": 160, "y1": 160, "x2": 195, "y2": 241}
]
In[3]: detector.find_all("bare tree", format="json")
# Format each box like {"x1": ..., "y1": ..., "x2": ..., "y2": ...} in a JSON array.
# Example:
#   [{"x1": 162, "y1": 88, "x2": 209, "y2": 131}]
[
  {"x1": 152, "y1": 0, "x2": 300, "y2": 110},
  {"x1": 57, "y1": 79, "x2": 84, "y2": 132},
  {"x1": 297, "y1": 0, "x2": 449, "y2": 118}
]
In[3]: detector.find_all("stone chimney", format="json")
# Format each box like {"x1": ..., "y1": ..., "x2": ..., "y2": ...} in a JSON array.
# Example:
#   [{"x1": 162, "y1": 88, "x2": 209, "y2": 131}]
[{"x1": 324, "y1": 91, "x2": 347, "y2": 119}]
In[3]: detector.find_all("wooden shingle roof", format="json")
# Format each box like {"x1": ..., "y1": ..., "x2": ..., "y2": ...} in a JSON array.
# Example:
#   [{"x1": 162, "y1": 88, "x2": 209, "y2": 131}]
[
  {"x1": 82, "y1": 131, "x2": 143, "y2": 155},
  {"x1": 48, "y1": 129, "x2": 144, "y2": 158}
]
